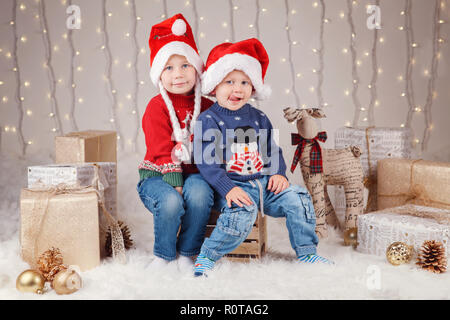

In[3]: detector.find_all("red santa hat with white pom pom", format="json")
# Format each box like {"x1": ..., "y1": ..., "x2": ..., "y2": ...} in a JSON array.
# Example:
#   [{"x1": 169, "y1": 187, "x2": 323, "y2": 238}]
[
  {"x1": 201, "y1": 38, "x2": 271, "y2": 100},
  {"x1": 148, "y1": 14, "x2": 204, "y2": 162},
  {"x1": 149, "y1": 13, "x2": 203, "y2": 85}
]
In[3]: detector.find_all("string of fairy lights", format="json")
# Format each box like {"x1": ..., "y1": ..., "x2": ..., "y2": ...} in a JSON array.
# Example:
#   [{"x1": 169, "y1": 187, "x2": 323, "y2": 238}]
[
  {"x1": 0, "y1": 0, "x2": 447, "y2": 156},
  {"x1": 11, "y1": 0, "x2": 27, "y2": 156},
  {"x1": 67, "y1": 0, "x2": 79, "y2": 132},
  {"x1": 101, "y1": 0, "x2": 124, "y2": 149},
  {"x1": 402, "y1": 0, "x2": 443, "y2": 151},
  {"x1": 39, "y1": 0, "x2": 64, "y2": 137}
]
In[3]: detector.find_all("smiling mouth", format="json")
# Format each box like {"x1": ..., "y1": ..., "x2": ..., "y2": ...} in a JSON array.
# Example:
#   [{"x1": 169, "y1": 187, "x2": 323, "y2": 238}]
[{"x1": 173, "y1": 82, "x2": 187, "y2": 87}]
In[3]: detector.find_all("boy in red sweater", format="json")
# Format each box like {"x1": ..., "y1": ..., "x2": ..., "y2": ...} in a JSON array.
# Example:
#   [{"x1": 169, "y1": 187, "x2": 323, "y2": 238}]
[{"x1": 137, "y1": 14, "x2": 214, "y2": 270}]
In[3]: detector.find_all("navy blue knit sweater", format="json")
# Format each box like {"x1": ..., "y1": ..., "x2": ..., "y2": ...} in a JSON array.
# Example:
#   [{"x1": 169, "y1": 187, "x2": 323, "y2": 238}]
[{"x1": 193, "y1": 102, "x2": 287, "y2": 198}]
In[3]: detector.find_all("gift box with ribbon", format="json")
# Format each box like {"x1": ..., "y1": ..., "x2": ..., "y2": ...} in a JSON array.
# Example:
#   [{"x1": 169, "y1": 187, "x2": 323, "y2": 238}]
[
  {"x1": 356, "y1": 204, "x2": 450, "y2": 257},
  {"x1": 377, "y1": 158, "x2": 450, "y2": 211},
  {"x1": 334, "y1": 127, "x2": 412, "y2": 215},
  {"x1": 20, "y1": 184, "x2": 126, "y2": 271},
  {"x1": 55, "y1": 130, "x2": 117, "y2": 164}
]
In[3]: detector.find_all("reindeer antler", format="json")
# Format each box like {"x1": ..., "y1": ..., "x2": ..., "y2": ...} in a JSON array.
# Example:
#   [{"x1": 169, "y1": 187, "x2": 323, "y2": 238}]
[{"x1": 283, "y1": 107, "x2": 302, "y2": 123}]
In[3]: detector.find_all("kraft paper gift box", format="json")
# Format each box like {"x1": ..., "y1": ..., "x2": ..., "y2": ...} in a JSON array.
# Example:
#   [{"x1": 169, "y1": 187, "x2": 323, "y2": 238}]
[
  {"x1": 356, "y1": 204, "x2": 450, "y2": 258},
  {"x1": 55, "y1": 130, "x2": 117, "y2": 164},
  {"x1": 334, "y1": 127, "x2": 412, "y2": 215},
  {"x1": 377, "y1": 158, "x2": 450, "y2": 211},
  {"x1": 20, "y1": 187, "x2": 100, "y2": 271},
  {"x1": 27, "y1": 162, "x2": 117, "y2": 257}
]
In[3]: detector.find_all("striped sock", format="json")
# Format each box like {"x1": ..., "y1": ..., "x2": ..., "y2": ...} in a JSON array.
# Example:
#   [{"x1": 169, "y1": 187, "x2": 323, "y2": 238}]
[
  {"x1": 298, "y1": 254, "x2": 334, "y2": 265},
  {"x1": 193, "y1": 254, "x2": 215, "y2": 277}
]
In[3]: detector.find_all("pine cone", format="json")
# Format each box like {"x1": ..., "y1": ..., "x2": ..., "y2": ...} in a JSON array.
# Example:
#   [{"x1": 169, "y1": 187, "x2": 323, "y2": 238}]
[
  {"x1": 416, "y1": 240, "x2": 447, "y2": 274},
  {"x1": 37, "y1": 247, "x2": 67, "y2": 282},
  {"x1": 105, "y1": 221, "x2": 134, "y2": 257}
]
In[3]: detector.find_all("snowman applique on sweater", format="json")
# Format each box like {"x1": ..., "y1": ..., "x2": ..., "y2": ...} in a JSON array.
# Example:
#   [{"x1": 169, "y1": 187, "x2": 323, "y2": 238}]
[{"x1": 226, "y1": 125, "x2": 264, "y2": 175}]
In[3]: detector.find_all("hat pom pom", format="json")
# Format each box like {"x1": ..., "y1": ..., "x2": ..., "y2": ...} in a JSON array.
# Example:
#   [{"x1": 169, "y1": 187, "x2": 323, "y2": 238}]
[{"x1": 172, "y1": 19, "x2": 187, "y2": 36}]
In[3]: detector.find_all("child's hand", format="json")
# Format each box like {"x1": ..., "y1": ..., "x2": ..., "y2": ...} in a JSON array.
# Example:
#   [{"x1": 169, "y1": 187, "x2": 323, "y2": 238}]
[
  {"x1": 175, "y1": 187, "x2": 183, "y2": 196},
  {"x1": 225, "y1": 187, "x2": 253, "y2": 208},
  {"x1": 267, "y1": 175, "x2": 289, "y2": 195}
]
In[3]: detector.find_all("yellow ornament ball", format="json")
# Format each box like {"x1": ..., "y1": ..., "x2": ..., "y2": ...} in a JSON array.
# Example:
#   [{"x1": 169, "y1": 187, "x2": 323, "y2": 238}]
[
  {"x1": 386, "y1": 241, "x2": 414, "y2": 266},
  {"x1": 16, "y1": 269, "x2": 45, "y2": 294}
]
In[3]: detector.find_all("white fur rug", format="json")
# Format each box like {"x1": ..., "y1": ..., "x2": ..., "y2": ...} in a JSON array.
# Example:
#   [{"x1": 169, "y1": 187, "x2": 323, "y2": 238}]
[{"x1": 0, "y1": 152, "x2": 449, "y2": 300}]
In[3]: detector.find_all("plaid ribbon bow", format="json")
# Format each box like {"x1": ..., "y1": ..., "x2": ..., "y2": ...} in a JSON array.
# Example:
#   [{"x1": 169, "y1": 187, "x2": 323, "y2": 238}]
[{"x1": 290, "y1": 131, "x2": 327, "y2": 174}]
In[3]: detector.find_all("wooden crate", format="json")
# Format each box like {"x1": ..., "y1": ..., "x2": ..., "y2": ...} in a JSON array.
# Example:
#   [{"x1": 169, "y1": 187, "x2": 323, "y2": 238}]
[{"x1": 205, "y1": 210, "x2": 267, "y2": 262}]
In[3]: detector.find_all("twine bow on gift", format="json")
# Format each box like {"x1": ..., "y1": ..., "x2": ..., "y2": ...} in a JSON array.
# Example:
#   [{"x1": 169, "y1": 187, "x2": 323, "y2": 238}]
[
  {"x1": 22, "y1": 165, "x2": 126, "y2": 268},
  {"x1": 290, "y1": 131, "x2": 327, "y2": 174},
  {"x1": 378, "y1": 159, "x2": 450, "y2": 209}
]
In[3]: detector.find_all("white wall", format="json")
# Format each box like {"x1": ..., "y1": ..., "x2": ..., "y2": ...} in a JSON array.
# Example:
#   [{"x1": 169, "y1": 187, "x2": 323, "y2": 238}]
[{"x1": 0, "y1": 0, "x2": 449, "y2": 187}]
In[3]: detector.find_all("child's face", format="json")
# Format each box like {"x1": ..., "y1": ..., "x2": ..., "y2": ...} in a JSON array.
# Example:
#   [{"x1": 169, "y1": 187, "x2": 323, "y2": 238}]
[
  {"x1": 213, "y1": 70, "x2": 253, "y2": 111},
  {"x1": 160, "y1": 54, "x2": 197, "y2": 95}
]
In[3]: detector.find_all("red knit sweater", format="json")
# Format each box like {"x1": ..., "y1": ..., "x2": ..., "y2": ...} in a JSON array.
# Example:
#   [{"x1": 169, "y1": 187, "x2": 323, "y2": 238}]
[{"x1": 138, "y1": 91, "x2": 214, "y2": 186}]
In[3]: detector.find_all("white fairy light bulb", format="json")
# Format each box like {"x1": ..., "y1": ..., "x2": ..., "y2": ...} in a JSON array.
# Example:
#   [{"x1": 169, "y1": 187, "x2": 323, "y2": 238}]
[
  {"x1": 313, "y1": 2, "x2": 318, "y2": 8},
  {"x1": 24, "y1": 81, "x2": 30, "y2": 87},
  {"x1": 340, "y1": 11, "x2": 345, "y2": 19},
  {"x1": 20, "y1": 36, "x2": 27, "y2": 43},
  {"x1": 222, "y1": 22, "x2": 228, "y2": 27},
  {"x1": 2, "y1": 96, "x2": 8, "y2": 103},
  {"x1": 19, "y1": 3, "x2": 26, "y2": 10},
  {"x1": 344, "y1": 90, "x2": 350, "y2": 96},
  {"x1": 342, "y1": 48, "x2": 348, "y2": 54},
  {"x1": 26, "y1": 109, "x2": 32, "y2": 116}
]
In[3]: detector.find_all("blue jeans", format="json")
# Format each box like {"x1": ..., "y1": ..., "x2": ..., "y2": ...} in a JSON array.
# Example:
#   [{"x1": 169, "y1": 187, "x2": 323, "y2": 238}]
[
  {"x1": 200, "y1": 175, "x2": 318, "y2": 261},
  {"x1": 137, "y1": 173, "x2": 214, "y2": 261}
]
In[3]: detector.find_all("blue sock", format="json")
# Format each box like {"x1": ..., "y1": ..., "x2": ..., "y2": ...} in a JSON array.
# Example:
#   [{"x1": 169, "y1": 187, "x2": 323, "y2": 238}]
[
  {"x1": 194, "y1": 254, "x2": 215, "y2": 277},
  {"x1": 298, "y1": 254, "x2": 334, "y2": 265}
]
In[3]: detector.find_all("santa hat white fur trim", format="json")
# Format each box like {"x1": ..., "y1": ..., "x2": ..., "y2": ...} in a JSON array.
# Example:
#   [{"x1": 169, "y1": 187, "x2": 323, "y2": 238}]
[
  {"x1": 201, "y1": 52, "x2": 271, "y2": 100},
  {"x1": 150, "y1": 41, "x2": 204, "y2": 86}
]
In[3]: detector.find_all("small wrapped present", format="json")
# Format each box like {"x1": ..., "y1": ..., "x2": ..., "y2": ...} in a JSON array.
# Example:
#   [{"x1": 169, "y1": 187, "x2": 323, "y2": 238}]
[
  {"x1": 334, "y1": 127, "x2": 412, "y2": 214},
  {"x1": 377, "y1": 158, "x2": 450, "y2": 210},
  {"x1": 55, "y1": 130, "x2": 117, "y2": 164},
  {"x1": 20, "y1": 186, "x2": 101, "y2": 271},
  {"x1": 27, "y1": 162, "x2": 118, "y2": 257},
  {"x1": 357, "y1": 204, "x2": 450, "y2": 257}
]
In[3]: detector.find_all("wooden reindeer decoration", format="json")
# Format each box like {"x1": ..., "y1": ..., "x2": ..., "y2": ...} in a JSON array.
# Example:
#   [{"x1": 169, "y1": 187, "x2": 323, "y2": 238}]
[{"x1": 283, "y1": 107, "x2": 364, "y2": 242}]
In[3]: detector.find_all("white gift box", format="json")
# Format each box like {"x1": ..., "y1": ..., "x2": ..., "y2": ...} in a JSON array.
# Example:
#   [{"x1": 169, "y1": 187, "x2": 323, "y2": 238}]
[
  {"x1": 357, "y1": 205, "x2": 450, "y2": 257},
  {"x1": 334, "y1": 127, "x2": 412, "y2": 215},
  {"x1": 27, "y1": 162, "x2": 117, "y2": 215}
]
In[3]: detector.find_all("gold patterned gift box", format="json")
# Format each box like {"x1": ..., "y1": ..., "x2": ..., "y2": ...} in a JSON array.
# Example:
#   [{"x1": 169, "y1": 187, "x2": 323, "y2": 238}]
[
  {"x1": 377, "y1": 158, "x2": 450, "y2": 211},
  {"x1": 55, "y1": 130, "x2": 117, "y2": 164},
  {"x1": 20, "y1": 187, "x2": 101, "y2": 271},
  {"x1": 356, "y1": 205, "x2": 450, "y2": 258},
  {"x1": 27, "y1": 162, "x2": 117, "y2": 257},
  {"x1": 334, "y1": 127, "x2": 412, "y2": 214}
]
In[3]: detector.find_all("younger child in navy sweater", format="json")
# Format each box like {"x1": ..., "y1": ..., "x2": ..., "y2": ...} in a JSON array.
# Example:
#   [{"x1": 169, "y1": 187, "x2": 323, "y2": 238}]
[{"x1": 193, "y1": 38, "x2": 334, "y2": 276}]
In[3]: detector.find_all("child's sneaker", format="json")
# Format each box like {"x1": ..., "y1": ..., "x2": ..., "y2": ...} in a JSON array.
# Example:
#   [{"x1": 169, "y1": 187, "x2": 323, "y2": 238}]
[
  {"x1": 297, "y1": 254, "x2": 334, "y2": 265},
  {"x1": 193, "y1": 254, "x2": 215, "y2": 277}
]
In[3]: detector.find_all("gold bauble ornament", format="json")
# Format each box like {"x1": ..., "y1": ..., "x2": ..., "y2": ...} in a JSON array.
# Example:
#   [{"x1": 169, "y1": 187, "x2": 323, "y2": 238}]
[
  {"x1": 343, "y1": 227, "x2": 358, "y2": 247},
  {"x1": 386, "y1": 241, "x2": 414, "y2": 266},
  {"x1": 16, "y1": 269, "x2": 45, "y2": 294},
  {"x1": 52, "y1": 266, "x2": 82, "y2": 295}
]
